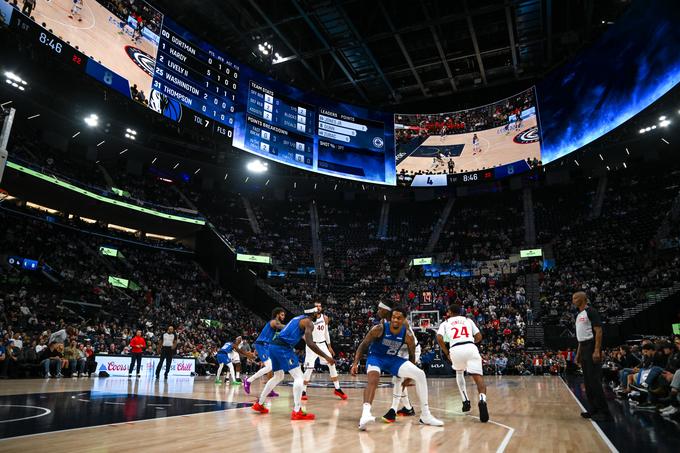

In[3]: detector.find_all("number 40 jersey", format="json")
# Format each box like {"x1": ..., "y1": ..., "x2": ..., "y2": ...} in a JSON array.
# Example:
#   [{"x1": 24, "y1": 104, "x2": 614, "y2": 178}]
[{"x1": 437, "y1": 316, "x2": 480, "y2": 345}]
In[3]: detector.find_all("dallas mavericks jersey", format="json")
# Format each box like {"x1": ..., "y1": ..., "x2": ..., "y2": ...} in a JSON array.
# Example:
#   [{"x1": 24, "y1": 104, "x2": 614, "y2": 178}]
[
  {"x1": 256, "y1": 320, "x2": 277, "y2": 344},
  {"x1": 369, "y1": 322, "x2": 406, "y2": 357},
  {"x1": 312, "y1": 315, "x2": 327, "y2": 342},
  {"x1": 276, "y1": 314, "x2": 306, "y2": 347},
  {"x1": 219, "y1": 342, "x2": 234, "y2": 354}
]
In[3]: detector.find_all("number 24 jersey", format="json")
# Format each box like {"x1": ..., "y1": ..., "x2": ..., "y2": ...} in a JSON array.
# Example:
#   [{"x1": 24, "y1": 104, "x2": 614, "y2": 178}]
[{"x1": 437, "y1": 316, "x2": 480, "y2": 345}]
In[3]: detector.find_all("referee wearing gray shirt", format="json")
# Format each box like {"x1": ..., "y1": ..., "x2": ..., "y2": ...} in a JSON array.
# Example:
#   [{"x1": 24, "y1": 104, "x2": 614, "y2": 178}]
[{"x1": 572, "y1": 292, "x2": 611, "y2": 421}]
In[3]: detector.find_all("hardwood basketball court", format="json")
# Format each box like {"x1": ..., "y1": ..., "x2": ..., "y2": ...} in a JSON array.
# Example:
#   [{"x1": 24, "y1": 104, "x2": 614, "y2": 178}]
[
  {"x1": 0, "y1": 375, "x2": 614, "y2": 452},
  {"x1": 396, "y1": 116, "x2": 541, "y2": 175}
]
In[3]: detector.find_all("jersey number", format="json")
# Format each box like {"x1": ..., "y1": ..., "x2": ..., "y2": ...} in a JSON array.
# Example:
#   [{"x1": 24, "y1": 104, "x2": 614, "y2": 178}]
[
  {"x1": 316, "y1": 325, "x2": 325, "y2": 331},
  {"x1": 450, "y1": 326, "x2": 469, "y2": 339}
]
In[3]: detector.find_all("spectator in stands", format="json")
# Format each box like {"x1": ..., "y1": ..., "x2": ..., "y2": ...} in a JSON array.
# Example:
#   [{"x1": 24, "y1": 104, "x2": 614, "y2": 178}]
[
  {"x1": 40, "y1": 342, "x2": 64, "y2": 378},
  {"x1": 64, "y1": 340, "x2": 85, "y2": 377}
]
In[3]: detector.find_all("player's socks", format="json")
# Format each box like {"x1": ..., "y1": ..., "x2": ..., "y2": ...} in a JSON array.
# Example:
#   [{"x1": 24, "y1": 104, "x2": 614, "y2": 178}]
[
  {"x1": 456, "y1": 371, "x2": 468, "y2": 403},
  {"x1": 401, "y1": 391, "x2": 413, "y2": 411},
  {"x1": 332, "y1": 379, "x2": 340, "y2": 390},
  {"x1": 479, "y1": 393, "x2": 487, "y2": 402},
  {"x1": 382, "y1": 408, "x2": 396, "y2": 423}
]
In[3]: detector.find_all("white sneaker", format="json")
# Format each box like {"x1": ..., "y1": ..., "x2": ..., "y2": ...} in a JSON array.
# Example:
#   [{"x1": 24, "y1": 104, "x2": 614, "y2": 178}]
[
  {"x1": 662, "y1": 406, "x2": 678, "y2": 416},
  {"x1": 419, "y1": 413, "x2": 444, "y2": 427},
  {"x1": 358, "y1": 414, "x2": 376, "y2": 430}
]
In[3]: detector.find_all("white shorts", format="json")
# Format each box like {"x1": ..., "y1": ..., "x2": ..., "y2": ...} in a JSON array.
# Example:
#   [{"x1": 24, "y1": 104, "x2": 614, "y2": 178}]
[
  {"x1": 398, "y1": 344, "x2": 422, "y2": 364},
  {"x1": 229, "y1": 350, "x2": 240, "y2": 364},
  {"x1": 304, "y1": 342, "x2": 331, "y2": 368},
  {"x1": 449, "y1": 343, "x2": 483, "y2": 375}
]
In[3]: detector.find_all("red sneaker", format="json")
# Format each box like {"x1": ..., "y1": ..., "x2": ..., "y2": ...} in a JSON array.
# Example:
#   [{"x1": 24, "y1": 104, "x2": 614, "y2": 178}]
[
  {"x1": 334, "y1": 389, "x2": 348, "y2": 400},
  {"x1": 251, "y1": 402, "x2": 269, "y2": 414},
  {"x1": 301, "y1": 391, "x2": 308, "y2": 401},
  {"x1": 291, "y1": 409, "x2": 315, "y2": 421}
]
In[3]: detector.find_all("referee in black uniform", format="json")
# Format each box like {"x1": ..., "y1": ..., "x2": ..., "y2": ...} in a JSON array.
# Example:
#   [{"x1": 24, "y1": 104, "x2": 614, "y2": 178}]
[{"x1": 572, "y1": 291, "x2": 611, "y2": 421}]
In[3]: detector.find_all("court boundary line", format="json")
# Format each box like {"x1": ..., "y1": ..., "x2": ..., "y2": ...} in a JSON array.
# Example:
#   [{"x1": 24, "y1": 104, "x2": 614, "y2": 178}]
[
  {"x1": 0, "y1": 402, "x2": 253, "y2": 442},
  {"x1": 369, "y1": 396, "x2": 515, "y2": 453},
  {"x1": 559, "y1": 376, "x2": 619, "y2": 453}
]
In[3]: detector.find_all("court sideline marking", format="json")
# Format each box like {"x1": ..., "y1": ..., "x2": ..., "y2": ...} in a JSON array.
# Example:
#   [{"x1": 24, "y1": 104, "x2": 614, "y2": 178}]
[
  {"x1": 559, "y1": 377, "x2": 618, "y2": 453},
  {"x1": 370, "y1": 396, "x2": 515, "y2": 453}
]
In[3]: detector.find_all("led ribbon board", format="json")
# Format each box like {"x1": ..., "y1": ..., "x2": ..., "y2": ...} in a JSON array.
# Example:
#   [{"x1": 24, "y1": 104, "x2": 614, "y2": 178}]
[
  {"x1": 6, "y1": 161, "x2": 205, "y2": 225},
  {"x1": 236, "y1": 253, "x2": 272, "y2": 264},
  {"x1": 411, "y1": 257, "x2": 433, "y2": 266},
  {"x1": 520, "y1": 248, "x2": 542, "y2": 258}
]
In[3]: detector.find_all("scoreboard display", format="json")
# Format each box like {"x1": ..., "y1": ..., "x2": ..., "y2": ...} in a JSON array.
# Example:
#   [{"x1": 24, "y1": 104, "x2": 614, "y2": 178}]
[{"x1": 0, "y1": 1, "x2": 395, "y2": 185}]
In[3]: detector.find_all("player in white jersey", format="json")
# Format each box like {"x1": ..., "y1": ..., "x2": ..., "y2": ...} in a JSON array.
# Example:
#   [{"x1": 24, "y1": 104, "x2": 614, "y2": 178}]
[
  {"x1": 302, "y1": 302, "x2": 348, "y2": 400},
  {"x1": 436, "y1": 303, "x2": 489, "y2": 422}
]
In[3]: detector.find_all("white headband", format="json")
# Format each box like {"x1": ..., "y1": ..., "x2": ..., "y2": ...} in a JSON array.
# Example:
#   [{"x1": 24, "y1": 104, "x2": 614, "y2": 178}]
[
  {"x1": 304, "y1": 307, "x2": 319, "y2": 314},
  {"x1": 378, "y1": 302, "x2": 392, "y2": 311}
]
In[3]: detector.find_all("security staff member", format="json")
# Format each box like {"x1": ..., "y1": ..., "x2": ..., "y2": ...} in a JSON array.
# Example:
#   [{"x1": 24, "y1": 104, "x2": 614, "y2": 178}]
[
  {"x1": 155, "y1": 326, "x2": 177, "y2": 380},
  {"x1": 572, "y1": 292, "x2": 611, "y2": 421}
]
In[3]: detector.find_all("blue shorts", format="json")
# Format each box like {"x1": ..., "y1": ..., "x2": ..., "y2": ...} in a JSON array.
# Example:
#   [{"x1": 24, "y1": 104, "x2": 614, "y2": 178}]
[
  {"x1": 366, "y1": 354, "x2": 407, "y2": 376},
  {"x1": 268, "y1": 343, "x2": 299, "y2": 373},
  {"x1": 216, "y1": 352, "x2": 231, "y2": 365},
  {"x1": 254, "y1": 343, "x2": 270, "y2": 362}
]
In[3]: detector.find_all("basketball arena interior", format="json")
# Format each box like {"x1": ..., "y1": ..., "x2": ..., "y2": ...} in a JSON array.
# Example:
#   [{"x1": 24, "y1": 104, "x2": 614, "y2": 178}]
[{"x1": 1, "y1": 0, "x2": 680, "y2": 451}]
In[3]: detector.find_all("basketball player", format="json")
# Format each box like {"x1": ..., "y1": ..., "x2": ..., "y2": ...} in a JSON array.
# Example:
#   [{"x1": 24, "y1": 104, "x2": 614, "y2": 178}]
[
  {"x1": 251, "y1": 306, "x2": 335, "y2": 420},
  {"x1": 244, "y1": 307, "x2": 286, "y2": 397},
  {"x1": 436, "y1": 303, "x2": 489, "y2": 422},
  {"x1": 302, "y1": 302, "x2": 347, "y2": 401},
  {"x1": 229, "y1": 343, "x2": 243, "y2": 382},
  {"x1": 215, "y1": 337, "x2": 254, "y2": 385},
  {"x1": 69, "y1": 0, "x2": 83, "y2": 22},
  {"x1": 375, "y1": 302, "x2": 420, "y2": 422},
  {"x1": 472, "y1": 134, "x2": 481, "y2": 154},
  {"x1": 351, "y1": 306, "x2": 443, "y2": 430}
]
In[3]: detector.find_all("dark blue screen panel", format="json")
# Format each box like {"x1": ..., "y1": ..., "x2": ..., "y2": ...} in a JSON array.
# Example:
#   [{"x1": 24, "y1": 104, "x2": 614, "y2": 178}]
[{"x1": 538, "y1": 0, "x2": 680, "y2": 163}]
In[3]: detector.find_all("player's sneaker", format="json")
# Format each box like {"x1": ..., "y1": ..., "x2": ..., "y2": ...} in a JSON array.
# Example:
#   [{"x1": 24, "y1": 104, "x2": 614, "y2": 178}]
[
  {"x1": 397, "y1": 406, "x2": 415, "y2": 417},
  {"x1": 230, "y1": 380, "x2": 241, "y2": 386},
  {"x1": 291, "y1": 409, "x2": 315, "y2": 421},
  {"x1": 251, "y1": 402, "x2": 269, "y2": 414},
  {"x1": 382, "y1": 408, "x2": 396, "y2": 423},
  {"x1": 462, "y1": 400, "x2": 471, "y2": 412},
  {"x1": 301, "y1": 391, "x2": 308, "y2": 401},
  {"x1": 478, "y1": 400, "x2": 489, "y2": 423},
  {"x1": 334, "y1": 389, "x2": 348, "y2": 400},
  {"x1": 358, "y1": 414, "x2": 376, "y2": 430},
  {"x1": 267, "y1": 390, "x2": 279, "y2": 397},
  {"x1": 419, "y1": 413, "x2": 444, "y2": 427},
  {"x1": 214, "y1": 378, "x2": 223, "y2": 384},
  {"x1": 243, "y1": 378, "x2": 251, "y2": 394}
]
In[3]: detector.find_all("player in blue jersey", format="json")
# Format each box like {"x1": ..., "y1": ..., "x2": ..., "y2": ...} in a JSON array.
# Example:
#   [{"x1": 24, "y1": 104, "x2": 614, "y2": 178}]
[
  {"x1": 215, "y1": 336, "x2": 254, "y2": 385},
  {"x1": 351, "y1": 306, "x2": 443, "y2": 430},
  {"x1": 251, "y1": 306, "x2": 335, "y2": 421},
  {"x1": 244, "y1": 307, "x2": 286, "y2": 396}
]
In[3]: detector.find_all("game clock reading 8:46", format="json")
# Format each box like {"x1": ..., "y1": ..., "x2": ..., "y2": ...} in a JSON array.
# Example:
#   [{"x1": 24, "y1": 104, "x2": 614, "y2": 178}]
[{"x1": 11, "y1": 13, "x2": 87, "y2": 71}]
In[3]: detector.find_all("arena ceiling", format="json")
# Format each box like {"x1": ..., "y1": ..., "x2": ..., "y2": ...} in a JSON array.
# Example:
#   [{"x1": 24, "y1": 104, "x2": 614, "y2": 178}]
[{"x1": 152, "y1": 0, "x2": 632, "y2": 109}]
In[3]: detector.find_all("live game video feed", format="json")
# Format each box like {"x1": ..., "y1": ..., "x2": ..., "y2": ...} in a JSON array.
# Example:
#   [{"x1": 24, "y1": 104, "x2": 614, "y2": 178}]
[
  {"x1": 394, "y1": 87, "x2": 542, "y2": 180},
  {"x1": 24, "y1": 0, "x2": 162, "y2": 102}
]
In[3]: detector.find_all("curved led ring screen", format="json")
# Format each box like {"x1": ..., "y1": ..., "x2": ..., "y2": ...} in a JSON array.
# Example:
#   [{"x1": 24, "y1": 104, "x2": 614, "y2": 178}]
[
  {"x1": 394, "y1": 87, "x2": 540, "y2": 185},
  {"x1": 537, "y1": 0, "x2": 680, "y2": 163},
  {"x1": 0, "y1": 1, "x2": 395, "y2": 185}
]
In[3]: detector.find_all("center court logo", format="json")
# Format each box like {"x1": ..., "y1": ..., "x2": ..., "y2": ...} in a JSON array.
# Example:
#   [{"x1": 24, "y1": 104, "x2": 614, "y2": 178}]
[
  {"x1": 513, "y1": 126, "x2": 540, "y2": 144},
  {"x1": 125, "y1": 46, "x2": 155, "y2": 76}
]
